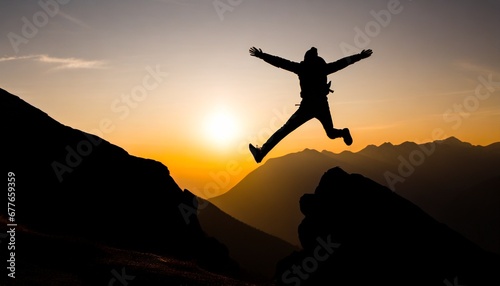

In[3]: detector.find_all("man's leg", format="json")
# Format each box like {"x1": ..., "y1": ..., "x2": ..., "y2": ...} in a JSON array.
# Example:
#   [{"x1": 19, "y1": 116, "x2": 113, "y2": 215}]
[
  {"x1": 250, "y1": 106, "x2": 313, "y2": 162},
  {"x1": 315, "y1": 101, "x2": 352, "y2": 146}
]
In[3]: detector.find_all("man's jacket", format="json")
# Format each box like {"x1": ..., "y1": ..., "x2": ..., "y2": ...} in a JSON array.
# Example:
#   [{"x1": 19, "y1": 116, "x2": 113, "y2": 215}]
[{"x1": 259, "y1": 53, "x2": 364, "y2": 100}]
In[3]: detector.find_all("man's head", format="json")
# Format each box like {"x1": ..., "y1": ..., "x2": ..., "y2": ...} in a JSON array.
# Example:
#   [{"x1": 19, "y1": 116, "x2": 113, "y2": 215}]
[
  {"x1": 304, "y1": 47, "x2": 318, "y2": 61},
  {"x1": 303, "y1": 47, "x2": 326, "y2": 66}
]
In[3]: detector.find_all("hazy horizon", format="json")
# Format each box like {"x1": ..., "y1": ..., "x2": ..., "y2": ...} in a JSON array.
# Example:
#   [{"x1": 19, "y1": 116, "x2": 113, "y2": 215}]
[{"x1": 2, "y1": 0, "x2": 499, "y2": 197}]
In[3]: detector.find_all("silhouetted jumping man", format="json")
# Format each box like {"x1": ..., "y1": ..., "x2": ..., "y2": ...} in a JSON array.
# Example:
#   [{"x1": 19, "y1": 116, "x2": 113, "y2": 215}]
[{"x1": 248, "y1": 46, "x2": 373, "y2": 163}]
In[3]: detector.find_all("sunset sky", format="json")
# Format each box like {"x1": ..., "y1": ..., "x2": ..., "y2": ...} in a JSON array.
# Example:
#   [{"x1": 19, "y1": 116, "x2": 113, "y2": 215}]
[{"x1": 1, "y1": 0, "x2": 499, "y2": 197}]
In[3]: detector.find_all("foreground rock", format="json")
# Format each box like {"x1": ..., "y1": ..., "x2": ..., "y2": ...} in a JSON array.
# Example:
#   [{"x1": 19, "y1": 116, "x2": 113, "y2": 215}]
[{"x1": 276, "y1": 167, "x2": 500, "y2": 286}]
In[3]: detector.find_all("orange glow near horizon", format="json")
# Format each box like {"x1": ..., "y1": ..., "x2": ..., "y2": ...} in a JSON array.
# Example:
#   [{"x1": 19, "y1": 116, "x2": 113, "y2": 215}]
[{"x1": 119, "y1": 104, "x2": 500, "y2": 199}]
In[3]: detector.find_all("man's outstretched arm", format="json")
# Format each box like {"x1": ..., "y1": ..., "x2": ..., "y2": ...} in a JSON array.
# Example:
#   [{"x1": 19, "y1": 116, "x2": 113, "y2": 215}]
[
  {"x1": 250, "y1": 47, "x2": 299, "y2": 73},
  {"x1": 326, "y1": 49, "x2": 373, "y2": 74}
]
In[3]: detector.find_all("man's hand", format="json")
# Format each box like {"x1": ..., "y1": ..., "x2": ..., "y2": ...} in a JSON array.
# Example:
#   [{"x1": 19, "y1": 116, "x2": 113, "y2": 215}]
[
  {"x1": 360, "y1": 49, "x2": 373, "y2": 59},
  {"x1": 249, "y1": 47, "x2": 263, "y2": 58}
]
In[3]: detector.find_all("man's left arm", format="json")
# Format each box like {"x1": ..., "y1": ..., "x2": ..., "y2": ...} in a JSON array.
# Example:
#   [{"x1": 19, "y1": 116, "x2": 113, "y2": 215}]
[{"x1": 326, "y1": 49, "x2": 373, "y2": 74}]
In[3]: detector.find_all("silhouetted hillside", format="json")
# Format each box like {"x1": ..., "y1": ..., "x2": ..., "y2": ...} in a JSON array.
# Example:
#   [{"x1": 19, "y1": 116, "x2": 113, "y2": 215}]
[
  {"x1": 211, "y1": 138, "x2": 500, "y2": 254},
  {"x1": 198, "y1": 199, "x2": 299, "y2": 280},
  {"x1": 441, "y1": 175, "x2": 500, "y2": 255},
  {"x1": 1, "y1": 88, "x2": 242, "y2": 284},
  {"x1": 0, "y1": 217, "x2": 254, "y2": 286},
  {"x1": 275, "y1": 167, "x2": 500, "y2": 286}
]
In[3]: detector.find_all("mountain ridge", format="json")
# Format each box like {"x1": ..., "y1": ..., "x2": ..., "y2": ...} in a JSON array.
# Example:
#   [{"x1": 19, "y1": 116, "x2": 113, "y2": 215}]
[{"x1": 211, "y1": 135, "x2": 500, "y2": 254}]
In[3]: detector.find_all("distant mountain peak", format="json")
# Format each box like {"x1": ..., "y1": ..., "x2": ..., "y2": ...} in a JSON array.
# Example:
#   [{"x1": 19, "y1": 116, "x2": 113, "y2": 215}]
[
  {"x1": 302, "y1": 147, "x2": 321, "y2": 153},
  {"x1": 443, "y1": 135, "x2": 462, "y2": 142},
  {"x1": 321, "y1": 149, "x2": 353, "y2": 156},
  {"x1": 436, "y1": 136, "x2": 472, "y2": 147},
  {"x1": 380, "y1": 141, "x2": 394, "y2": 147},
  {"x1": 266, "y1": 148, "x2": 323, "y2": 163}
]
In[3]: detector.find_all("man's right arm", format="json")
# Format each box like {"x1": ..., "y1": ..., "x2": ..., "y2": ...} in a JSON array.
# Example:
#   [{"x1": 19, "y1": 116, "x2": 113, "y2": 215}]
[{"x1": 249, "y1": 47, "x2": 299, "y2": 73}]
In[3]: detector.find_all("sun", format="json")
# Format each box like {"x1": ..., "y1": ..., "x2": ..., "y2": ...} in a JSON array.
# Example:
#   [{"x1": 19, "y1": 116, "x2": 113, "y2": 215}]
[{"x1": 203, "y1": 109, "x2": 239, "y2": 147}]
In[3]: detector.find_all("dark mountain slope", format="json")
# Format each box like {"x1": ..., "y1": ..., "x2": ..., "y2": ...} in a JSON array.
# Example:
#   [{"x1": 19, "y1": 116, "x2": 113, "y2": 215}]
[
  {"x1": 276, "y1": 167, "x2": 500, "y2": 286},
  {"x1": 0, "y1": 217, "x2": 255, "y2": 286},
  {"x1": 198, "y1": 199, "x2": 299, "y2": 280},
  {"x1": 1, "y1": 88, "x2": 240, "y2": 283}
]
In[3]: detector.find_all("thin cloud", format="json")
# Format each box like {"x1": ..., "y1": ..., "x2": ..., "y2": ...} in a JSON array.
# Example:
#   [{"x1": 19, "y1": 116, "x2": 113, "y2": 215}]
[
  {"x1": 0, "y1": 54, "x2": 106, "y2": 70},
  {"x1": 0, "y1": 55, "x2": 37, "y2": 62},
  {"x1": 38, "y1": 55, "x2": 105, "y2": 69}
]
